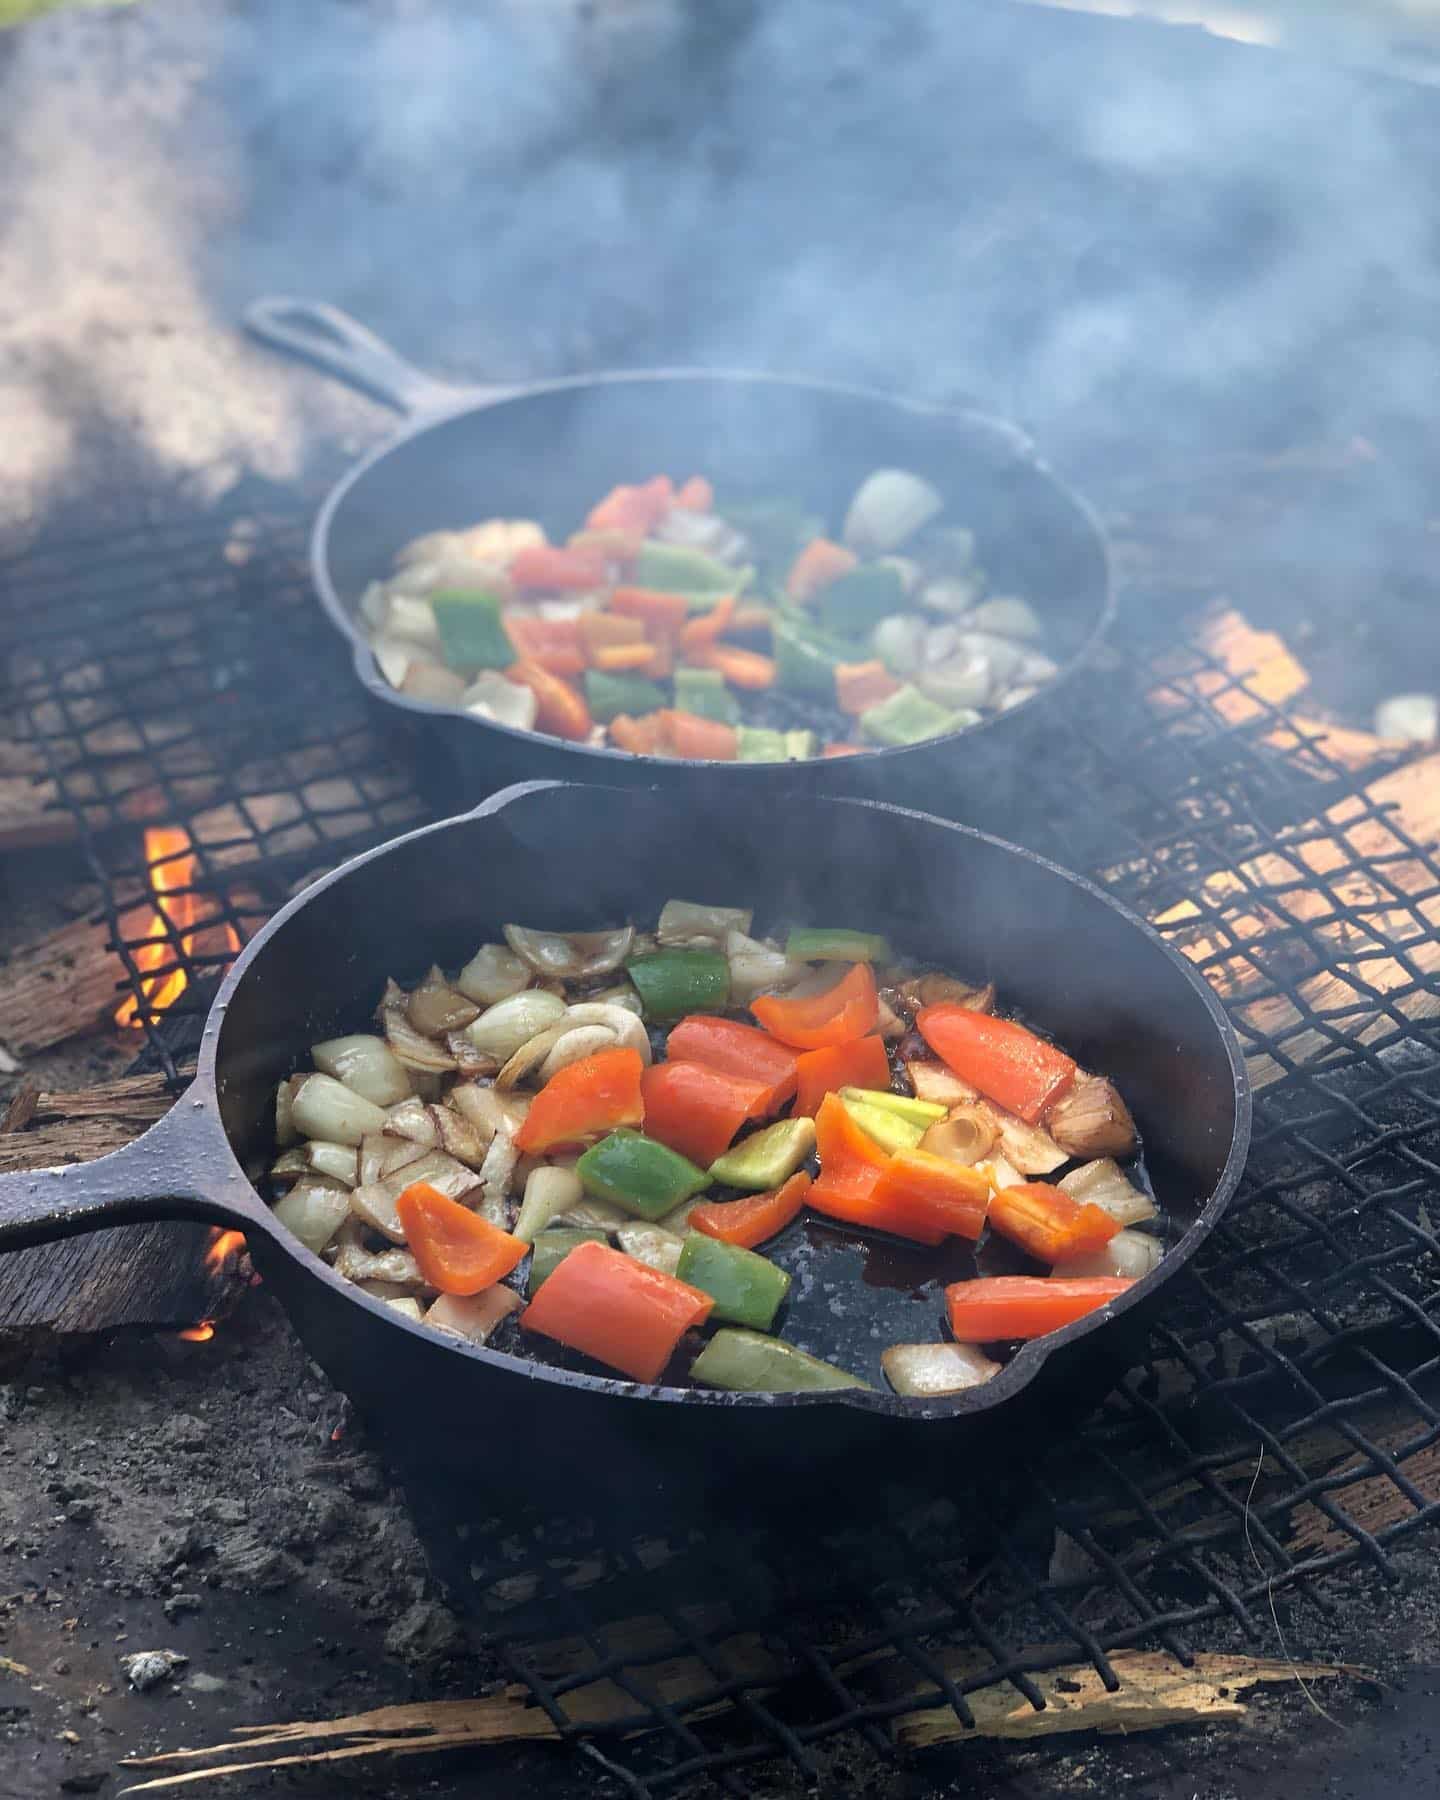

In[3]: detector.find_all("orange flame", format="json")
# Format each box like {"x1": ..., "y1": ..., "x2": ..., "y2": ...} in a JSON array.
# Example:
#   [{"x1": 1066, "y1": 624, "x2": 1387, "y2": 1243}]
[
  {"x1": 206, "y1": 1229, "x2": 247, "y2": 1271},
  {"x1": 178, "y1": 1321, "x2": 215, "y2": 1343},
  {"x1": 115, "y1": 827, "x2": 241, "y2": 1027}
]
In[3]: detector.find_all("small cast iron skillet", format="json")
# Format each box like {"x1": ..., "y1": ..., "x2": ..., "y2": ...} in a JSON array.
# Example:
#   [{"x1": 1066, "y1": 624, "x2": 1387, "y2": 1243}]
[
  {"x1": 0, "y1": 783, "x2": 1248, "y2": 1512},
  {"x1": 244, "y1": 299, "x2": 1114, "y2": 812}
]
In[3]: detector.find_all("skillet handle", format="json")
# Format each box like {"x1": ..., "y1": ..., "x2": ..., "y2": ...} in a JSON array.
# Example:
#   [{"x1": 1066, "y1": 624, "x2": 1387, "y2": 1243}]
[
  {"x1": 244, "y1": 297, "x2": 513, "y2": 416},
  {"x1": 0, "y1": 1086, "x2": 266, "y2": 1256}
]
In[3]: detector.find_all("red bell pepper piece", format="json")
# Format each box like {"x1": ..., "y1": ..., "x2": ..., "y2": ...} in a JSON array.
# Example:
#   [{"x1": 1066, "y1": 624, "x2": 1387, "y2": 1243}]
[
  {"x1": 916, "y1": 1005, "x2": 1076, "y2": 1124},
  {"x1": 609, "y1": 712, "x2": 665, "y2": 755},
  {"x1": 786, "y1": 537, "x2": 856, "y2": 600},
  {"x1": 509, "y1": 543, "x2": 610, "y2": 591},
  {"x1": 835, "y1": 660, "x2": 902, "y2": 715},
  {"x1": 689, "y1": 1172, "x2": 811, "y2": 1249},
  {"x1": 513, "y1": 1046, "x2": 644, "y2": 1154},
  {"x1": 807, "y1": 1094, "x2": 944, "y2": 1244},
  {"x1": 395, "y1": 1182, "x2": 527, "y2": 1296},
  {"x1": 503, "y1": 614, "x2": 586, "y2": 677},
  {"x1": 678, "y1": 595, "x2": 737, "y2": 654},
  {"x1": 657, "y1": 709, "x2": 739, "y2": 761},
  {"x1": 751, "y1": 963, "x2": 878, "y2": 1050},
  {"x1": 506, "y1": 660, "x2": 592, "y2": 741},
  {"x1": 987, "y1": 1182, "x2": 1119, "y2": 1264},
  {"x1": 792, "y1": 1034, "x2": 891, "y2": 1118},
  {"x1": 674, "y1": 475, "x2": 713, "y2": 510},
  {"x1": 639, "y1": 1060, "x2": 770, "y2": 1168},
  {"x1": 663, "y1": 1016, "x2": 798, "y2": 1113},
  {"x1": 520, "y1": 1238, "x2": 713, "y2": 1382},
  {"x1": 945, "y1": 1275, "x2": 1134, "y2": 1341},
  {"x1": 610, "y1": 586, "x2": 690, "y2": 637},
  {"x1": 586, "y1": 476, "x2": 674, "y2": 535},
  {"x1": 870, "y1": 1149, "x2": 990, "y2": 1241},
  {"x1": 688, "y1": 643, "x2": 777, "y2": 690}
]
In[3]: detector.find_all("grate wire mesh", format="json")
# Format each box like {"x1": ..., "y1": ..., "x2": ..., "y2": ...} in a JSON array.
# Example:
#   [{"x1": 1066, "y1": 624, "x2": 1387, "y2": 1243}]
[{"x1": 4, "y1": 467, "x2": 1439, "y2": 1790}]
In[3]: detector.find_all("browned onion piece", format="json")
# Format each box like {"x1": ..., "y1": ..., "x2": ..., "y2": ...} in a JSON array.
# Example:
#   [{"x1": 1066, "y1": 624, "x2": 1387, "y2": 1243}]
[
  {"x1": 919, "y1": 1106, "x2": 997, "y2": 1167},
  {"x1": 502, "y1": 924, "x2": 634, "y2": 980},
  {"x1": 1046, "y1": 1073, "x2": 1137, "y2": 1160},
  {"x1": 407, "y1": 966, "x2": 481, "y2": 1037}
]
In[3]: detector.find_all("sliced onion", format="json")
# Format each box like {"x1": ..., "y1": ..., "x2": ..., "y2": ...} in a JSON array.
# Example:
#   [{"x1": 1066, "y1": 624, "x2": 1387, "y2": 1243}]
[
  {"x1": 380, "y1": 983, "x2": 459, "y2": 1073},
  {"x1": 919, "y1": 576, "x2": 983, "y2": 616},
  {"x1": 383, "y1": 1296, "x2": 425, "y2": 1322},
  {"x1": 290, "y1": 1073, "x2": 389, "y2": 1147},
  {"x1": 654, "y1": 1194, "x2": 708, "y2": 1235},
  {"x1": 300, "y1": 1140, "x2": 359, "y2": 1186},
  {"x1": 503, "y1": 924, "x2": 634, "y2": 980},
  {"x1": 986, "y1": 1104, "x2": 1067, "y2": 1176},
  {"x1": 561, "y1": 1002, "x2": 651, "y2": 1063},
  {"x1": 1046, "y1": 1074, "x2": 1137, "y2": 1160},
  {"x1": 905, "y1": 1060, "x2": 980, "y2": 1108},
  {"x1": 876, "y1": 994, "x2": 907, "y2": 1040},
  {"x1": 538, "y1": 1024, "x2": 619, "y2": 1081},
  {"x1": 843, "y1": 469, "x2": 944, "y2": 554},
  {"x1": 380, "y1": 1137, "x2": 431, "y2": 1180},
  {"x1": 463, "y1": 518, "x2": 545, "y2": 563},
  {"x1": 351, "y1": 1148, "x2": 479, "y2": 1242},
  {"x1": 726, "y1": 930, "x2": 807, "y2": 1003},
  {"x1": 900, "y1": 975, "x2": 994, "y2": 1013},
  {"x1": 1058, "y1": 1159, "x2": 1157, "y2": 1225},
  {"x1": 361, "y1": 1132, "x2": 428, "y2": 1186},
  {"x1": 333, "y1": 1240, "x2": 427, "y2": 1290},
  {"x1": 359, "y1": 580, "x2": 391, "y2": 630},
  {"x1": 955, "y1": 631, "x2": 1027, "y2": 685},
  {"x1": 395, "y1": 529, "x2": 471, "y2": 569},
  {"x1": 446, "y1": 1030, "x2": 498, "y2": 1075},
  {"x1": 385, "y1": 593, "x2": 443, "y2": 648},
  {"x1": 554, "y1": 1193, "x2": 631, "y2": 1232},
  {"x1": 984, "y1": 1152, "x2": 1025, "y2": 1190},
  {"x1": 920, "y1": 1107, "x2": 997, "y2": 1167},
  {"x1": 999, "y1": 685, "x2": 1038, "y2": 712},
  {"x1": 447, "y1": 1081, "x2": 510, "y2": 1145},
  {"x1": 657, "y1": 900, "x2": 754, "y2": 946},
  {"x1": 272, "y1": 1178, "x2": 352, "y2": 1256},
  {"x1": 923, "y1": 524, "x2": 980, "y2": 572},
  {"x1": 455, "y1": 943, "x2": 532, "y2": 1008},
  {"x1": 615, "y1": 1222, "x2": 684, "y2": 1276},
  {"x1": 513, "y1": 1165, "x2": 586, "y2": 1243},
  {"x1": 476, "y1": 1131, "x2": 518, "y2": 1226},
  {"x1": 1053, "y1": 1228, "x2": 1163, "y2": 1281},
  {"x1": 872, "y1": 614, "x2": 926, "y2": 678},
  {"x1": 916, "y1": 653, "x2": 991, "y2": 710},
  {"x1": 274, "y1": 1076, "x2": 303, "y2": 1149},
  {"x1": 312, "y1": 1034, "x2": 413, "y2": 1108},
  {"x1": 1018, "y1": 650, "x2": 1059, "y2": 685},
  {"x1": 399, "y1": 661, "x2": 466, "y2": 706},
  {"x1": 426, "y1": 1105, "x2": 485, "y2": 1170},
  {"x1": 969, "y1": 596, "x2": 1041, "y2": 640},
  {"x1": 371, "y1": 635, "x2": 415, "y2": 689},
  {"x1": 405, "y1": 966, "x2": 480, "y2": 1038},
  {"x1": 875, "y1": 555, "x2": 922, "y2": 595},
  {"x1": 882, "y1": 1341, "x2": 1000, "y2": 1397},
  {"x1": 425, "y1": 1285, "x2": 524, "y2": 1344},
  {"x1": 463, "y1": 671, "x2": 539, "y2": 731},
  {"x1": 466, "y1": 990, "x2": 568, "y2": 1063},
  {"x1": 496, "y1": 1023, "x2": 574, "y2": 1091},
  {"x1": 269, "y1": 1147, "x2": 309, "y2": 1185}
]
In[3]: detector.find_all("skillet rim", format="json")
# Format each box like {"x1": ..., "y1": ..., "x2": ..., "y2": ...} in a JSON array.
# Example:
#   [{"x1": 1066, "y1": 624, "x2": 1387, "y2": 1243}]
[
  {"x1": 307, "y1": 367, "x2": 1116, "y2": 776},
  {"x1": 201, "y1": 779, "x2": 1252, "y2": 1419}
]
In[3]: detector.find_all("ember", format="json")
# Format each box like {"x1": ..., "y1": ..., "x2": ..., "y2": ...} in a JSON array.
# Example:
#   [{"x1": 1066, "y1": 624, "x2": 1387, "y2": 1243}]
[
  {"x1": 177, "y1": 1321, "x2": 216, "y2": 1342},
  {"x1": 114, "y1": 826, "x2": 241, "y2": 1028}
]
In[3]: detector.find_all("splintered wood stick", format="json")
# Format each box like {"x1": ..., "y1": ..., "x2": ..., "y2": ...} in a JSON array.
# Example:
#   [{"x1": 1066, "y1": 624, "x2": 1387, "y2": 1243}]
[{"x1": 0, "y1": 1074, "x2": 173, "y2": 1174}]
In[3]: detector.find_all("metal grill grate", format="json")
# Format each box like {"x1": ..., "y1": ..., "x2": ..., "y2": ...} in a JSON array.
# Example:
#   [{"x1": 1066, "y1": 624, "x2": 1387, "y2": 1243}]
[{"x1": 4, "y1": 467, "x2": 1439, "y2": 1790}]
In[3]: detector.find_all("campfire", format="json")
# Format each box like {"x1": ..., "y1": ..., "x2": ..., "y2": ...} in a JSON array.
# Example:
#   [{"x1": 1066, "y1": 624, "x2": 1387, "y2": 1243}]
[{"x1": 114, "y1": 826, "x2": 243, "y2": 1028}]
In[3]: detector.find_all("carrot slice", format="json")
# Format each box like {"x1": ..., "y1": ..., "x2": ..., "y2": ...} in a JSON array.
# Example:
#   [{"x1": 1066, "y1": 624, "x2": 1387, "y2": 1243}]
[
  {"x1": 611, "y1": 586, "x2": 690, "y2": 636},
  {"x1": 593, "y1": 642, "x2": 658, "y2": 672},
  {"x1": 640, "y1": 1060, "x2": 770, "y2": 1167},
  {"x1": 690, "y1": 643, "x2": 777, "y2": 690},
  {"x1": 988, "y1": 1182, "x2": 1119, "y2": 1264},
  {"x1": 513, "y1": 1046, "x2": 644, "y2": 1154},
  {"x1": 609, "y1": 712, "x2": 665, "y2": 755},
  {"x1": 793, "y1": 1034, "x2": 892, "y2": 1117},
  {"x1": 690, "y1": 1172, "x2": 811, "y2": 1249},
  {"x1": 786, "y1": 537, "x2": 856, "y2": 600},
  {"x1": 521, "y1": 1238, "x2": 713, "y2": 1383},
  {"x1": 945, "y1": 1275, "x2": 1133, "y2": 1341},
  {"x1": 510, "y1": 544, "x2": 609, "y2": 591},
  {"x1": 503, "y1": 615, "x2": 586, "y2": 677},
  {"x1": 506, "y1": 661, "x2": 592, "y2": 741},
  {"x1": 836, "y1": 660, "x2": 902, "y2": 715},
  {"x1": 395, "y1": 1182, "x2": 527, "y2": 1296},
  {"x1": 870, "y1": 1150, "x2": 990, "y2": 1241},
  {"x1": 657, "y1": 709, "x2": 738, "y2": 761},
  {"x1": 916, "y1": 1006, "x2": 1077, "y2": 1125},
  {"x1": 663, "y1": 1015, "x2": 798, "y2": 1113},
  {"x1": 675, "y1": 475, "x2": 713, "y2": 510},
  {"x1": 751, "y1": 963, "x2": 878, "y2": 1050},
  {"x1": 678, "y1": 596, "x2": 737, "y2": 654}
]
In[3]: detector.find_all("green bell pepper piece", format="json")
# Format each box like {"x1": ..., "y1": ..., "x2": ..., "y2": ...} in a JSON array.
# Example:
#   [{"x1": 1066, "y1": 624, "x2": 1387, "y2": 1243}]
[
  {"x1": 841, "y1": 1097, "x2": 926, "y2": 1155},
  {"x1": 737, "y1": 726, "x2": 789, "y2": 762},
  {"x1": 584, "y1": 669, "x2": 666, "y2": 723},
  {"x1": 430, "y1": 589, "x2": 513, "y2": 671},
  {"x1": 675, "y1": 1232, "x2": 791, "y2": 1332},
  {"x1": 785, "y1": 928, "x2": 893, "y2": 963},
  {"x1": 783, "y1": 729, "x2": 817, "y2": 761},
  {"x1": 690, "y1": 1328, "x2": 871, "y2": 1393},
  {"x1": 626, "y1": 949, "x2": 728, "y2": 1019},
  {"x1": 859, "y1": 684, "x2": 965, "y2": 747},
  {"x1": 708, "y1": 1117, "x2": 816, "y2": 1191},
  {"x1": 527, "y1": 1228, "x2": 608, "y2": 1297},
  {"x1": 635, "y1": 542, "x2": 750, "y2": 595},
  {"x1": 673, "y1": 667, "x2": 739, "y2": 724},
  {"x1": 577, "y1": 1129, "x2": 709, "y2": 1221},
  {"x1": 838, "y1": 1087, "x2": 946, "y2": 1127},
  {"x1": 773, "y1": 612, "x2": 843, "y2": 703},
  {"x1": 815, "y1": 564, "x2": 906, "y2": 639}
]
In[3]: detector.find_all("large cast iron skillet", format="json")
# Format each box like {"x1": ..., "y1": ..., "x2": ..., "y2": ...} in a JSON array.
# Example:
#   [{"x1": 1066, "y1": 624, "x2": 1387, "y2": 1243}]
[
  {"x1": 0, "y1": 784, "x2": 1247, "y2": 1512},
  {"x1": 244, "y1": 299, "x2": 1113, "y2": 815}
]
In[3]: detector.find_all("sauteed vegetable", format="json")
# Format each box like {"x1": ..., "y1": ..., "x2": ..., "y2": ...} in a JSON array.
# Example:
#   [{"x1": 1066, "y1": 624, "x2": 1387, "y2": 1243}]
[
  {"x1": 267, "y1": 904, "x2": 1160, "y2": 1393},
  {"x1": 358, "y1": 469, "x2": 1058, "y2": 760}
]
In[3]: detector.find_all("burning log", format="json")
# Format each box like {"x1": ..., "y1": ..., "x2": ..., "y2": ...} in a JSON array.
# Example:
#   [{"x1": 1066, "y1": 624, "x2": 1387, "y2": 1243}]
[{"x1": 0, "y1": 912, "x2": 130, "y2": 1058}]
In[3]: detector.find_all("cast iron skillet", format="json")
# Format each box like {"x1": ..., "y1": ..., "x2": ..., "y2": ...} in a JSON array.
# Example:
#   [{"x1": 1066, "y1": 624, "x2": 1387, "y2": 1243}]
[
  {"x1": 0, "y1": 784, "x2": 1248, "y2": 1514},
  {"x1": 244, "y1": 299, "x2": 1114, "y2": 814}
]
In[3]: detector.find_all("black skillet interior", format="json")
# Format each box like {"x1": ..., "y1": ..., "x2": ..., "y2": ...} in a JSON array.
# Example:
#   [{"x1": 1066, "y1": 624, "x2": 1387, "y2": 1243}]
[
  {"x1": 316, "y1": 376, "x2": 1111, "y2": 775},
  {"x1": 214, "y1": 782, "x2": 1245, "y2": 1406}
]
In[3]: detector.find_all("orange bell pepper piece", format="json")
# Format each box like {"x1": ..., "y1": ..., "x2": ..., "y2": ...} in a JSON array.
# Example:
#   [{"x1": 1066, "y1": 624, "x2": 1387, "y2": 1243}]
[
  {"x1": 513, "y1": 1045, "x2": 644, "y2": 1154},
  {"x1": 808, "y1": 1097, "x2": 943, "y2": 1243},
  {"x1": 503, "y1": 615, "x2": 586, "y2": 677},
  {"x1": 510, "y1": 544, "x2": 609, "y2": 591},
  {"x1": 792, "y1": 1033, "x2": 891, "y2": 1117},
  {"x1": 674, "y1": 475, "x2": 713, "y2": 510},
  {"x1": 657, "y1": 709, "x2": 738, "y2": 761},
  {"x1": 870, "y1": 1149, "x2": 990, "y2": 1241},
  {"x1": 611, "y1": 586, "x2": 690, "y2": 637},
  {"x1": 689, "y1": 1172, "x2": 811, "y2": 1250},
  {"x1": 506, "y1": 661, "x2": 592, "y2": 741},
  {"x1": 395, "y1": 1182, "x2": 527, "y2": 1296},
  {"x1": 639, "y1": 1059, "x2": 770, "y2": 1167},
  {"x1": 640, "y1": 636, "x2": 675, "y2": 679},
  {"x1": 586, "y1": 476, "x2": 674, "y2": 535},
  {"x1": 593, "y1": 642, "x2": 657, "y2": 672},
  {"x1": 579, "y1": 612, "x2": 645, "y2": 656},
  {"x1": 663, "y1": 1015, "x2": 799, "y2": 1113},
  {"x1": 945, "y1": 1275, "x2": 1134, "y2": 1342},
  {"x1": 916, "y1": 1005, "x2": 1077, "y2": 1125},
  {"x1": 751, "y1": 963, "x2": 878, "y2": 1050},
  {"x1": 608, "y1": 712, "x2": 665, "y2": 755},
  {"x1": 988, "y1": 1182, "x2": 1119, "y2": 1264},
  {"x1": 786, "y1": 537, "x2": 856, "y2": 600},
  {"x1": 678, "y1": 596, "x2": 737, "y2": 654},
  {"x1": 836, "y1": 660, "x2": 902, "y2": 715},
  {"x1": 520, "y1": 1238, "x2": 713, "y2": 1382},
  {"x1": 689, "y1": 643, "x2": 777, "y2": 690}
]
